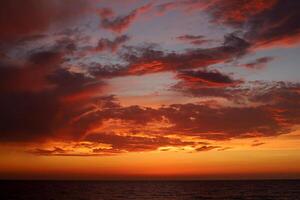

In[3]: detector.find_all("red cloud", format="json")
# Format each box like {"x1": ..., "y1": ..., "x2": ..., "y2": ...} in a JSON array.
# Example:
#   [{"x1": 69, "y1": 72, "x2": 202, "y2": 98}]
[
  {"x1": 176, "y1": 69, "x2": 242, "y2": 88},
  {"x1": 157, "y1": 0, "x2": 299, "y2": 48},
  {"x1": 98, "y1": 7, "x2": 114, "y2": 18},
  {"x1": 205, "y1": 0, "x2": 300, "y2": 48},
  {"x1": 207, "y1": 0, "x2": 277, "y2": 26},
  {"x1": 122, "y1": 33, "x2": 250, "y2": 75}
]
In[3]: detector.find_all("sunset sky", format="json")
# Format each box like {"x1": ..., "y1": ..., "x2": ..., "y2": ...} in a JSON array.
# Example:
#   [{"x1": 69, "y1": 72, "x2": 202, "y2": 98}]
[{"x1": 0, "y1": 0, "x2": 300, "y2": 180}]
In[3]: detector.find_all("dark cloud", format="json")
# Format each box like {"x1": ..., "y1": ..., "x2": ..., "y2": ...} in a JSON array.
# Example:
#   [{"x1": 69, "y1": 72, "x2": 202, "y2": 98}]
[
  {"x1": 165, "y1": 83, "x2": 299, "y2": 139},
  {"x1": 156, "y1": 0, "x2": 300, "y2": 51},
  {"x1": 29, "y1": 146, "x2": 119, "y2": 156},
  {"x1": 0, "y1": 48, "x2": 111, "y2": 142},
  {"x1": 99, "y1": 4, "x2": 152, "y2": 33},
  {"x1": 243, "y1": 57, "x2": 275, "y2": 69},
  {"x1": 246, "y1": 0, "x2": 300, "y2": 47},
  {"x1": 159, "y1": 104, "x2": 284, "y2": 139},
  {"x1": 172, "y1": 69, "x2": 246, "y2": 101},
  {"x1": 0, "y1": 50, "x2": 64, "y2": 93},
  {"x1": 172, "y1": 85, "x2": 238, "y2": 99},
  {"x1": 176, "y1": 69, "x2": 242, "y2": 87},
  {"x1": 14, "y1": 34, "x2": 48, "y2": 45},
  {"x1": 251, "y1": 142, "x2": 265, "y2": 147},
  {"x1": 27, "y1": 133, "x2": 196, "y2": 155},
  {"x1": 207, "y1": 0, "x2": 277, "y2": 27},
  {"x1": 46, "y1": 68, "x2": 104, "y2": 103},
  {"x1": 206, "y1": 0, "x2": 300, "y2": 47},
  {"x1": 1, "y1": 75, "x2": 299, "y2": 153},
  {"x1": 251, "y1": 82, "x2": 300, "y2": 126},
  {"x1": 177, "y1": 35, "x2": 212, "y2": 45},
  {"x1": 96, "y1": 35, "x2": 130, "y2": 52},
  {"x1": 85, "y1": 133, "x2": 194, "y2": 152},
  {"x1": 88, "y1": 63, "x2": 128, "y2": 78},
  {"x1": 196, "y1": 145, "x2": 220, "y2": 152},
  {"x1": 0, "y1": 91, "x2": 61, "y2": 142},
  {"x1": 0, "y1": 0, "x2": 91, "y2": 42},
  {"x1": 55, "y1": 82, "x2": 299, "y2": 142},
  {"x1": 155, "y1": 0, "x2": 214, "y2": 14},
  {"x1": 121, "y1": 33, "x2": 250, "y2": 75},
  {"x1": 28, "y1": 51, "x2": 64, "y2": 66},
  {"x1": 0, "y1": 0, "x2": 299, "y2": 157},
  {"x1": 217, "y1": 147, "x2": 233, "y2": 151},
  {"x1": 177, "y1": 35, "x2": 205, "y2": 40},
  {"x1": 97, "y1": 8, "x2": 114, "y2": 18},
  {"x1": 29, "y1": 147, "x2": 67, "y2": 156},
  {"x1": 156, "y1": 2, "x2": 178, "y2": 14}
]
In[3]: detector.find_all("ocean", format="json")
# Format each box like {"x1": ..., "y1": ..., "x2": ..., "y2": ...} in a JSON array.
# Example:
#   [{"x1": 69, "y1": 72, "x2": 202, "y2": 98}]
[{"x1": 0, "y1": 180, "x2": 299, "y2": 200}]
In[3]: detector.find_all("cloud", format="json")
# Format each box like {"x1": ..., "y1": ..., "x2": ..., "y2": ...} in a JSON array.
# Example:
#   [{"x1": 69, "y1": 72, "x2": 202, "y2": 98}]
[
  {"x1": 243, "y1": 57, "x2": 275, "y2": 69},
  {"x1": 0, "y1": 50, "x2": 64, "y2": 93},
  {"x1": 85, "y1": 133, "x2": 195, "y2": 152},
  {"x1": 121, "y1": 33, "x2": 250, "y2": 75},
  {"x1": 2, "y1": 78, "x2": 299, "y2": 155},
  {"x1": 0, "y1": 0, "x2": 92, "y2": 42},
  {"x1": 171, "y1": 69, "x2": 245, "y2": 100},
  {"x1": 0, "y1": 31, "x2": 297, "y2": 148},
  {"x1": 156, "y1": 2, "x2": 178, "y2": 14},
  {"x1": 99, "y1": 3, "x2": 152, "y2": 33},
  {"x1": 217, "y1": 147, "x2": 233, "y2": 151},
  {"x1": 205, "y1": 0, "x2": 300, "y2": 47},
  {"x1": 66, "y1": 83, "x2": 300, "y2": 141},
  {"x1": 97, "y1": 7, "x2": 114, "y2": 18},
  {"x1": 250, "y1": 82, "x2": 300, "y2": 126},
  {"x1": 0, "y1": 46, "x2": 112, "y2": 142},
  {"x1": 195, "y1": 145, "x2": 220, "y2": 152},
  {"x1": 176, "y1": 69, "x2": 242, "y2": 88},
  {"x1": 155, "y1": 0, "x2": 216, "y2": 14},
  {"x1": 176, "y1": 35, "x2": 212, "y2": 45},
  {"x1": 0, "y1": 90, "x2": 62, "y2": 142},
  {"x1": 0, "y1": 0, "x2": 299, "y2": 157},
  {"x1": 207, "y1": 0, "x2": 277, "y2": 26},
  {"x1": 251, "y1": 141, "x2": 265, "y2": 147},
  {"x1": 169, "y1": 82, "x2": 300, "y2": 139},
  {"x1": 29, "y1": 147, "x2": 67, "y2": 156},
  {"x1": 245, "y1": 0, "x2": 300, "y2": 47},
  {"x1": 96, "y1": 35, "x2": 130, "y2": 52},
  {"x1": 159, "y1": 104, "x2": 284, "y2": 139},
  {"x1": 29, "y1": 146, "x2": 120, "y2": 156},
  {"x1": 155, "y1": 0, "x2": 299, "y2": 49}
]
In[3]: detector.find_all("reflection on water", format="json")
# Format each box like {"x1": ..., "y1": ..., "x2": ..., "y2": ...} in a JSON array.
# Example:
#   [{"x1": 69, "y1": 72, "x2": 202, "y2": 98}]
[{"x1": 1, "y1": 180, "x2": 300, "y2": 200}]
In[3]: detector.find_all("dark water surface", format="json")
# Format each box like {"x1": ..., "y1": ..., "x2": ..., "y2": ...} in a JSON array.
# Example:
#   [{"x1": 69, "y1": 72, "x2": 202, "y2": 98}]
[{"x1": 1, "y1": 180, "x2": 300, "y2": 200}]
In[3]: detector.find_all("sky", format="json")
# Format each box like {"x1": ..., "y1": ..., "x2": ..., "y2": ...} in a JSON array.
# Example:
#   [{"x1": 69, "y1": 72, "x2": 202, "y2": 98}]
[{"x1": 0, "y1": 0, "x2": 300, "y2": 180}]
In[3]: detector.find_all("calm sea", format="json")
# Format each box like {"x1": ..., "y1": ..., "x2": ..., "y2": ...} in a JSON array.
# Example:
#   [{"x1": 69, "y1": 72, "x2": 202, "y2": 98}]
[{"x1": 0, "y1": 180, "x2": 299, "y2": 200}]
